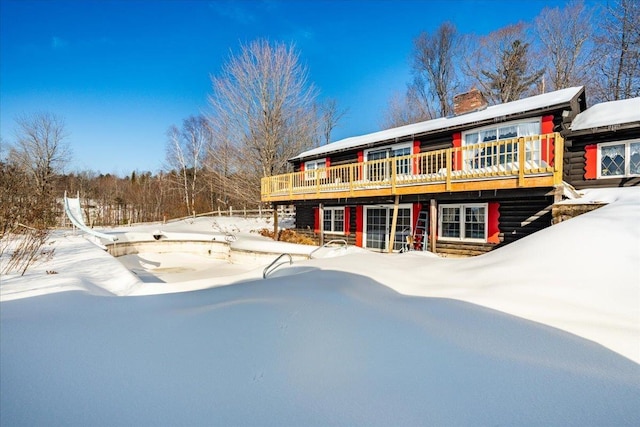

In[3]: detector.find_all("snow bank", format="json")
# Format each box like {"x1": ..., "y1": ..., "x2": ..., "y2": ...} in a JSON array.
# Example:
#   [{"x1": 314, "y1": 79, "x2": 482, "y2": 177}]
[
  {"x1": 1, "y1": 187, "x2": 639, "y2": 425},
  {"x1": 2, "y1": 275, "x2": 638, "y2": 426}
]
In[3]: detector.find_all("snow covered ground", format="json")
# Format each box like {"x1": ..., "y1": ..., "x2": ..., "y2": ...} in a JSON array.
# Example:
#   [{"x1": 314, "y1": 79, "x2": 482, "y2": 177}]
[{"x1": 1, "y1": 188, "x2": 639, "y2": 425}]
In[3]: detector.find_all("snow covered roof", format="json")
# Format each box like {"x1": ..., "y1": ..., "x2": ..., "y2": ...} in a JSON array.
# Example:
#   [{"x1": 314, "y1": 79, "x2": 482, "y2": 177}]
[
  {"x1": 570, "y1": 97, "x2": 640, "y2": 132},
  {"x1": 292, "y1": 86, "x2": 584, "y2": 161}
]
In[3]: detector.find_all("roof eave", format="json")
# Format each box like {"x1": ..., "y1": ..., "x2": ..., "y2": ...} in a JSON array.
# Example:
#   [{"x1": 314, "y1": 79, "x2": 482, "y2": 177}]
[{"x1": 569, "y1": 121, "x2": 640, "y2": 137}]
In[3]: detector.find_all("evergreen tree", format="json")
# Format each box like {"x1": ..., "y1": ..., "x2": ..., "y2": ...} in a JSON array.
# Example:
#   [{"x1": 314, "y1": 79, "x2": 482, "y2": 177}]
[{"x1": 481, "y1": 40, "x2": 545, "y2": 103}]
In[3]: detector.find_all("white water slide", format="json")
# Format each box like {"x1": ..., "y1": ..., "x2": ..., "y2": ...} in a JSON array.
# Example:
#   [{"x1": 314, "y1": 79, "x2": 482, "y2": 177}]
[{"x1": 63, "y1": 192, "x2": 118, "y2": 242}]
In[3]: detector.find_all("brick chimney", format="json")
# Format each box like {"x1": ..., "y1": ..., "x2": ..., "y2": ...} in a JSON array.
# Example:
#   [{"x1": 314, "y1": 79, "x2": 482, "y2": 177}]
[{"x1": 453, "y1": 88, "x2": 488, "y2": 115}]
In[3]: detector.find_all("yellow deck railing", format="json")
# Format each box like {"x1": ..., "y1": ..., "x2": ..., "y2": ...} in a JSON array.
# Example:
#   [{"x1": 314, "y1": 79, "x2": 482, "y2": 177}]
[{"x1": 262, "y1": 133, "x2": 564, "y2": 202}]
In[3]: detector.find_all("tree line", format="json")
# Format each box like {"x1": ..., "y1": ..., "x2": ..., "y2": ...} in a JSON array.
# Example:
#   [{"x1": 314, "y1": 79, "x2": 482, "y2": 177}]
[
  {"x1": 1, "y1": 0, "x2": 637, "y2": 234},
  {"x1": 384, "y1": 0, "x2": 639, "y2": 126}
]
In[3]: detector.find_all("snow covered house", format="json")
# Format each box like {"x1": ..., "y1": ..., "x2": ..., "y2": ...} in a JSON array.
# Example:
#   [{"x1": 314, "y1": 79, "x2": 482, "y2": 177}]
[
  {"x1": 262, "y1": 86, "x2": 588, "y2": 256},
  {"x1": 565, "y1": 97, "x2": 640, "y2": 190}
]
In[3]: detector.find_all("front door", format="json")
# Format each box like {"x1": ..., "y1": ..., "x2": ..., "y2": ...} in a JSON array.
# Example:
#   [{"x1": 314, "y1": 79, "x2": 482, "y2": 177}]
[{"x1": 364, "y1": 205, "x2": 412, "y2": 252}]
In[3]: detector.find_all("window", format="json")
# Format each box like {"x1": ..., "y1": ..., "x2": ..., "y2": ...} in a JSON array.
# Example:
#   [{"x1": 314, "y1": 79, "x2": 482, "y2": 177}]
[
  {"x1": 305, "y1": 159, "x2": 326, "y2": 180},
  {"x1": 364, "y1": 143, "x2": 412, "y2": 180},
  {"x1": 323, "y1": 207, "x2": 344, "y2": 234},
  {"x1": 598, "y1": 140, "x2": 640, "y2": 178},
  {"x1": 392, "y1": 146, "x2": 412, "y2": 175},
  {"x1": 462, "y1": 119, "x2": 541, "y2": 169},
  {"x1": 438, "y1": 204, "x2": 487, "y2": 242}
]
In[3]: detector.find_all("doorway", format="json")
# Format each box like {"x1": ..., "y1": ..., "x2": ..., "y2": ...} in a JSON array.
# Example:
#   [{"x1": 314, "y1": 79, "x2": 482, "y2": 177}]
[{"x1": 364, "y1": 205, "x2": 412, "y2": 252}]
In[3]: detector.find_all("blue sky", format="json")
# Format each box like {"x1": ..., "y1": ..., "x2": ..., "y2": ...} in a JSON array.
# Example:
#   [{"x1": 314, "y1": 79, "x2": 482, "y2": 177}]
[{"x1": 1, "y1": 0, "x2": 572, "y2": 176}]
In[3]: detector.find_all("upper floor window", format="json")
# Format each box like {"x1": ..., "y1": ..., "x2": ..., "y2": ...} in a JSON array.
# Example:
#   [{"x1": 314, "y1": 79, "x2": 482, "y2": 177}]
[
  {"x1": 462, "y1": 119, "x2": 541, "y2": 169},
  {"x1": 305, "y1": 159, "x2": 326, "y2": 180},
  {"x1": 364, "y1": 143, "x2": 412, "y2": 180},
  {"x1": 463, "y1": 120, "x2": 541, "y2": 146},
  {"x1": 598, "y1": 140, "x2": 640, "y2": 178}
]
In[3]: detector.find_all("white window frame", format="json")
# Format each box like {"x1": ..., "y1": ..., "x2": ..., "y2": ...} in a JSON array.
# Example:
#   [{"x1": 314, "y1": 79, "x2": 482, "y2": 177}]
[
  {"x1": 438, "y1": 203, "x2": 488, "y2": 243},
  {"x1": 323, "y1": 207, "x2": 345, "y2": 234},
  {"x1": 597, "y1": 139, "x2": 640, "y2": 179},
  {"x1": 364, "y1": 143, "x2": 412, "y2": 180},
  {"x1": 363, "y1": 203, "x2": 413, "y2": 252},
  {"x1": 305, "y1": 158, "x2": 327, "y2": 180},
  {"x1": 461, "y1": 118, "x2": 542, "y2": 145},
  {"x1": 364, "y1": 142, "x2": 412, "y2": 162},
  {"x1": 461, "y1": 118, "x2": 542, "y2": 170}
]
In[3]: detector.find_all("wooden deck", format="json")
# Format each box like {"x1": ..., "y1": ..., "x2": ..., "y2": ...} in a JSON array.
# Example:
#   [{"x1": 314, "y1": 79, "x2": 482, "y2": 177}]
[{"x1": 262, "y1": 133, "x2": 564, "y2": 202}]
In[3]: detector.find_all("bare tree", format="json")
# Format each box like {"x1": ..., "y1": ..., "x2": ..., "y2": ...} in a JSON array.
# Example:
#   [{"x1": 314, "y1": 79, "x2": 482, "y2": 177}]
[
  {"x1": 318, "y1": 98, "x2": 348, "y2": 145},
  {"x1": 165, "y1": 115, "x2": 210, "y2": 216},
  {"x1": 534, "y1": 0, "x2": 594, "y2": 91},
  {"x1": 464, "y1": 23, "x2": 544, "y2": 104},
  {"x1": 10, "y1": 112, "x2": 71, "y2": 197},
  {"x1": 591, "y1": 0, "x2": 640, "y2": 102},
  {"x1": 381, "y1": 90, "x2": 431, "y2": 128},
  {"x1": 410, "y1": 22, "x2": 461, "y2": 118},
  {"x1": 9, "y1": 112, "x2": 71, "y2": 227},
  {"x1": 208, "y1": 39, "x2": 319, "y2": 187},
  {"x1": 204, "y1": 116, "x2": 243, "y2": 207}
]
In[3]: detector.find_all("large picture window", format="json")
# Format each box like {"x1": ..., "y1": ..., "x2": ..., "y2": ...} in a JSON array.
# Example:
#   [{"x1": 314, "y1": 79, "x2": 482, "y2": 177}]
[
  {"x1": 462, "y1": 119, "x2": 541, "y2": 170},
  {"x1": 323, "y1": 207, "x2": 344, "y2": 234},
  {"x1": 438, "y1": 204, "x2": 487, "y2": 242},
  {"x1": 598, "y1": 140, "x2": 640, "y2": 178}
]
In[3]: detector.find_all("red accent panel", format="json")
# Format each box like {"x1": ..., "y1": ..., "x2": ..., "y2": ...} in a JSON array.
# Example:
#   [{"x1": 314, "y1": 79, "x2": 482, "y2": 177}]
[
  {"x1": 584, "y1": 145, "x2": 598, "y2": 179},
  {"x1": 541, "y1": 115, "x2": 555, "y2": 165},
  {"x1": 541, "y1": 115, "x2": 554, "y2": 134},
  {"x1": 487, "y1": 202, "x2": 500, "y2": 244},
  {"x1": 344, "y1": 207, "x2": 351, "y2": 236},
  {"x1": 355, "y1": 205, "x2": 363, "y2": 247},
  {"x1": 452, "y1": 132, "x2": 462, "y2": 170},
  {"x1": 299, "y1": 162, "x2": 305, "y2": 172},
  {"x1": 412, "y1": 140, "x2": 421, "y2": 174},
  {"x1": 325, "y1": 157, "x2": 330, "y2": 168},
  {"x1": 313, "y1": 207, "x2": 319, "y2": 234},
  {"x1": 357, "y1": 151, "x2": 364, "y2": 179}
]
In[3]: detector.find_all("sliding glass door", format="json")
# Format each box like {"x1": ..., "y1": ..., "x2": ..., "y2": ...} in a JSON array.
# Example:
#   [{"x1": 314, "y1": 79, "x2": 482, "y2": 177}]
[{"x1": 364, "y1": 205, "x2": 412, "y2": 252}]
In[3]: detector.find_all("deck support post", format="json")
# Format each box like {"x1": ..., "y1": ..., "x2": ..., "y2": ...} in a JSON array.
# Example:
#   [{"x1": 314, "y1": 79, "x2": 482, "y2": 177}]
[
  {"x1": 318, "y1": 203, "x2": 324, "y2": 246},
  {"x1": 388, "y1": 195, "x2": 400, "y2": 253},
  {"x1": 429, "y1": 199, "x2": 437, "y2": 253},
  {"x1": 273, "y1": 203, "x2": 278, "y2": 241}
]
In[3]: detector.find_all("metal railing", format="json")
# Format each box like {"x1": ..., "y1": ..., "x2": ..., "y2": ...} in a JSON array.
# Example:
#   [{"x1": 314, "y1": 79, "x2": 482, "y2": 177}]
[
  {"x1": 262, "y1": 133, "x2": 563, "y2": 201},
  {"x1": 309, "y1": 239, "x2": 348, "y2": 258},
  {"x1": 263, "y1": 253, "x2": 293, "y2": 279}
]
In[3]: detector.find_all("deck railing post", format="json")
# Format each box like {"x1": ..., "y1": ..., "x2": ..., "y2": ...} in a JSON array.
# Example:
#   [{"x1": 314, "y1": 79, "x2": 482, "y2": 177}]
[
  {"x1": 553, "y1": 133, "x2": 564, "y2": 185},
  {"x1": 391, "y1": 158, "x2": 397, "y2": 193},
  {"x1": 349, "y1": 164, "x2": 354, "y2": 195},
  {"x1": 446, "y1": 149, "x2": 452, "y2": 191},
  {"x1": 518, "y1": 137, "x2": 525, "y2": 186},
  {"x1": 288, "y1": 174, "x2": 293, "y2": 197}
]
